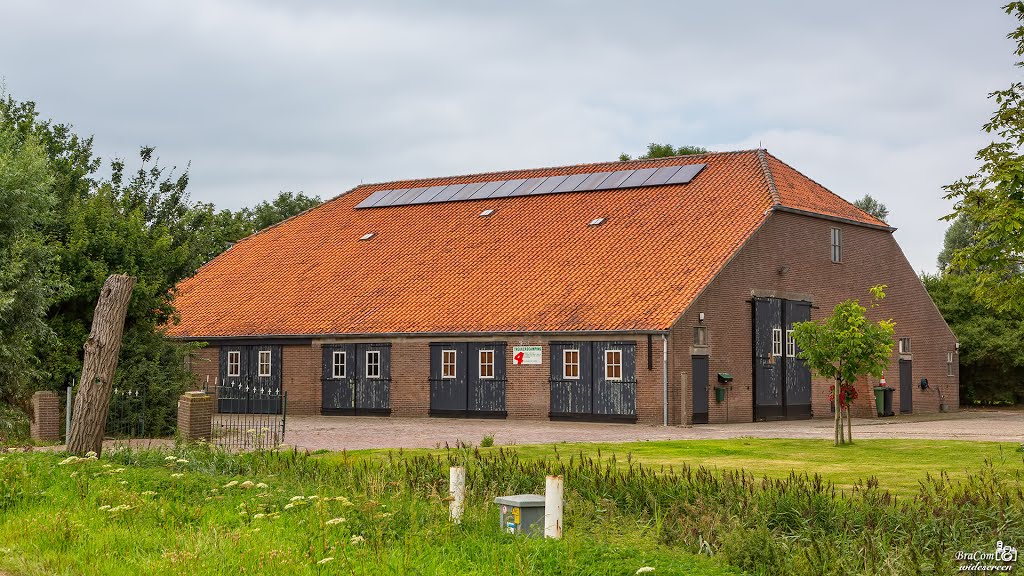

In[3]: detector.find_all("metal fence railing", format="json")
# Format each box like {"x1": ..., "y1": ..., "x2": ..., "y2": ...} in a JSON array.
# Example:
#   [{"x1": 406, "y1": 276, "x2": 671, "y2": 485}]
[{"x1": 205, "y1": 383, "x2": 286, "y2": 450}]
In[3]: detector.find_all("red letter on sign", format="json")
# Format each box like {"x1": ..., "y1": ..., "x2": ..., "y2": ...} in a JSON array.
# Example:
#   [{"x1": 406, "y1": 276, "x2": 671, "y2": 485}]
[{"x1": 514, "y1": 352, "x2": 524, "y2": 365}]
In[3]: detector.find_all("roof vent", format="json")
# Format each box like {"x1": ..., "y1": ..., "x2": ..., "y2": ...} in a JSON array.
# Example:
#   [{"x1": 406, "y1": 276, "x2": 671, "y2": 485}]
[
  {"x1": 588, "y1": 217, "x2": 606, "y2": 227},
  {"x1": 359, "y1": 232, "x2": 375, "y2": 241},
  {"x1": 479, "y1": 209, "x2": 495, "y2": 217}
]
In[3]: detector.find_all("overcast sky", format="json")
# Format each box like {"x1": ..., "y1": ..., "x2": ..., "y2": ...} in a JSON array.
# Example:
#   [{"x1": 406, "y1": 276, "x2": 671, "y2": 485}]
[{"x1": 1, "y1": 1, "x2": 1016, "y2": 273}]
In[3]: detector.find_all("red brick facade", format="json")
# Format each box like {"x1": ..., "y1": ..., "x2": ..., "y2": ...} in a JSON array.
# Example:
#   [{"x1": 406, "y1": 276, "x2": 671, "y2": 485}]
[{"x1": 186, "y1": 211, "x2": 956, "y2": 425}]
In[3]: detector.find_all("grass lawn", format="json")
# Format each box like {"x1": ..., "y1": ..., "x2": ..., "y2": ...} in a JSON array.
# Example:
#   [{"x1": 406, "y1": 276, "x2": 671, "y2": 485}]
[
  {"x1": 324, "y1": 438, "x2": 1024, "y2": 495},
  {"x1": 1, "y1": 438, "x2": 1021, "y2": 575}
]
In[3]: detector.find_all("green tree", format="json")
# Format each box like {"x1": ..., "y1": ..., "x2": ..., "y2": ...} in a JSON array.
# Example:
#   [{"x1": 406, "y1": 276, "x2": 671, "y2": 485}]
[
  {"x1": 791, "y1": 286, "x2": 895, "y2": 445},
  {"x1": 853, "y1": 194, "x2": 889, "y2": 223},
  {"x1": 0, "y1": 122, "x2": 61, "y2": 405},
  {"x1": 618, "y1": 143, "x2": 709, "y2": 162},
  {"x1": 942, "y1": 3, "x2": 1024, "y2": 312}
]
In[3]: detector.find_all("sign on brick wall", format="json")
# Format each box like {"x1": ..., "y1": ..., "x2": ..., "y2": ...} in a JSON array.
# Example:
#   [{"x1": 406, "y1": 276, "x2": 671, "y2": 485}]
[{"x1": 512, "y1": 346, "x2": 542, "y2": 365}]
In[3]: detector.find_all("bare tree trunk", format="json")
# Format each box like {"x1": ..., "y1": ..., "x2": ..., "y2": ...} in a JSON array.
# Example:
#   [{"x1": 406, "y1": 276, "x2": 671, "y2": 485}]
[{"x1": 67, "y1": 274, "x2": 136, "y2": 456}]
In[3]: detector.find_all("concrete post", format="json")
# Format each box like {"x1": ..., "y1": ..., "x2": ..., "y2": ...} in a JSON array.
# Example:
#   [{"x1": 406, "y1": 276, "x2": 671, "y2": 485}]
[
  {"x1": 449, "y1": 466, "x2": 465, "y2": 523},
  {"x1": 544, "y1": 475, "x2": 563, "y2": 539},
  {"x1": 30, "y1": 391, "x2": 61, "y2": 442},
  {"x1": 177, "y1": 391, "x2": 213, "y2": 441}
]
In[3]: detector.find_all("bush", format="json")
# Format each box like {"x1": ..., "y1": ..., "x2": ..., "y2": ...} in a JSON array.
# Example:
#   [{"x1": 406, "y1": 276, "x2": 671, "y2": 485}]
[{"x1": 0, "y1": 404, "x2": 30, "y2": 445}]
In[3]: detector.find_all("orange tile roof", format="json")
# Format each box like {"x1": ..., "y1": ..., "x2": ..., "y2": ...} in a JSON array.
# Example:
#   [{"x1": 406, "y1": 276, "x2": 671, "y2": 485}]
[{"x1": 167, "y1": 150, "x2": 887, "y2": 338}]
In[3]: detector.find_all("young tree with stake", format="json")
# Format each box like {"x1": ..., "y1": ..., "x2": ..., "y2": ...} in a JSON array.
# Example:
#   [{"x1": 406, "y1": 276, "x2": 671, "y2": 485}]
[{"x1": 791, "y1": 286, "x2": 895, "y2": 446}]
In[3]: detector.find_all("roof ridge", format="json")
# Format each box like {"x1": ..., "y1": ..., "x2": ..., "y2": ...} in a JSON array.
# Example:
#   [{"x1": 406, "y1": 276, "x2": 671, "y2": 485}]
[
  {"x1": 356, "y1": 149, "x2": 763, "y2": 190},
  {"x1": 756, "y1": 149, "x2": 782, "y2": 206},
  {"x1": 762, "y1": 151, "x2": 887, "y2": 227}
]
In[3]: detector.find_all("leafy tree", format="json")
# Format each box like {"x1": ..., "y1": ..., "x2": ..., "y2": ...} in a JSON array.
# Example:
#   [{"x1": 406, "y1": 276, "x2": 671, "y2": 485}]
[
  {"x1": 0, "y1": 122, "x2": 61, "y2": 405},
  {"x1": 936, "y1": 215, "x2": 982, "y2": 272},
  {"x1": 853, "y1": 194, "x2": 889, "y2": 223},
  {"x1": 791, "y1": 286, "x2": 895, "y2": 445},
  {"x1": 618, "y1": 143, "x2": 709, "y2": 162},
  {"x1": 942, "y1": 3, "x2": 1024, "y2": 312}
]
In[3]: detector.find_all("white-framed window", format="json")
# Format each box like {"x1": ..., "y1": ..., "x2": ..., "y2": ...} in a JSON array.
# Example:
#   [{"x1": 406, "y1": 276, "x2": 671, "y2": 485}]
[
  {"x1": 365, "y1": 350, "x2": 381, "y2": 379},
  {"x1": 442, "y1": 349, "x2": 457, "y2": 379},
  {"x1": 772, "y1": 328, "x2": 783, "y2": 357},
  {"x1": 332, "y1": 350, "x2": 346, "y2": 379},
  {"x1": 258, "y1": 350, "x2": 272, "y2": 377},
  {"x1": 693, "y1": 326, "x2": 708, "y2": 347},
  {"x1": 478, "y1": 349, "x2": 495, "y2": 379},
  {"x1": 898, "y1": 337, "x2": 912, "y2": 354},
  {"x1": 785, "y1": 330, "x2": 796, "y2": 357},
  {"x1": 947, "y1": 351, "x2": 955, "y2": 377},
  {"x1": 830, "y1": 227, "x2": 843, "y2": 263},
  {"x1": 563, "y1": 349, "x2": 580, "y2": 379},
  {"x1": 605, "y1": 349, "x2": 623, "y2": 381},
  {"x1": 227, "y1": 350, "x2": 241, "y2": 377}
]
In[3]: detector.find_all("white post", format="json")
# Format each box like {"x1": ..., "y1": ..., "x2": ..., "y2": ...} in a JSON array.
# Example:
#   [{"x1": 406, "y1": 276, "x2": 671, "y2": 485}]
[
  {"x1": 449, "y1": 466, "x2": 465, "y2": 523},
  {"x1": 65, "y1": 382, "x2": 73, "y2": 442},
  {"x1": 544, "y1": 475, "x2": 563, "y2": 539}
]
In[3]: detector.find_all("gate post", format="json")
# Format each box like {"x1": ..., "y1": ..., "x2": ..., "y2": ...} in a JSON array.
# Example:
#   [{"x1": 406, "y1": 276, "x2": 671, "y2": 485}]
[
  {"x1": 30, "y1": 391, "x2": 61, "y2": 442},
  {"x1": 177, "y1": 391, "x2": 213, "y2": 442}
]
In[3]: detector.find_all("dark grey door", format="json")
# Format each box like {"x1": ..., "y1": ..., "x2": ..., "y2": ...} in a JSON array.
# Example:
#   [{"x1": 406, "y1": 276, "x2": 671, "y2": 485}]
[
  {"x1": 354, "y1": 343, "x2": 391, "y2": 414},
  {"x1": 783, "y1": 300, "x2": 812, "y2": 420},
  {"x1": 591, "y1": 342, "x2": 636, "y2": 418},
  {"x1": 692, "y1": 355, "x2": 709, "y2": 424},
  {"x1": 752, "y1": 298, "x2": 784, "y2": 420},
  {"x1": 218, "y1": 345, "x2": 282, "y2": 414},
  {"x1": 467, "y1": 343, "x2": 506, "y2": 416},
  {"x1": 321, "y1": 344, "x2": 355, "y2": 414},
  {"x1": 899, "y1": 359, "x2": 913, "y2": 413},
  {"x1": 549, "y1": 342, "x2": 594, "y2": 417},
  {"x1": 430, "y1": 343, "x2": 468, "y2": 415}
]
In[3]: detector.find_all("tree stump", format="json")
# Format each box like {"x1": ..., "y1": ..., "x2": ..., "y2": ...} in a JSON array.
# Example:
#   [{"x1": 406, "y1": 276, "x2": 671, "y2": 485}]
[{"x1": 67, "y1": 274, "x2": 136, "y2": 456}]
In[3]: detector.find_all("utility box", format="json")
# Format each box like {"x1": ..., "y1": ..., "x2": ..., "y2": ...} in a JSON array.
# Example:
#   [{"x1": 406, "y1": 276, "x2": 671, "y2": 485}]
[{"x1": 494, "y1": 494, "x2": 546, "y2": 535}]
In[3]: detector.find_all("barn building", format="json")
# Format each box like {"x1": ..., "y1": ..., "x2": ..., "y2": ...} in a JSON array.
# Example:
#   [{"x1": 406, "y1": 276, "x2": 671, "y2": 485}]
[{"x1": 169, "y1": 150, "x2": 958, "y2": 424}]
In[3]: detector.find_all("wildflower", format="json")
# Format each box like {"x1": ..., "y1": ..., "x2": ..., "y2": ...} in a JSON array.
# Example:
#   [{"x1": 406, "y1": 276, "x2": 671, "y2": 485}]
[
  {"x1": 636, "y1": 568, "x2": 655, "y2": 575},
  {"x1": 349, "y1": 535, "x2": 365, "y2": 545},
  {"x1": 103, "y1": 464, "x2": 113, "y2": 468},
  {"x1": 239, "y1": 481, "x2": 254, "y2": 489},
  {"x1": 307, "y1": 495, "x2": 319, "y2": 500},
  {"x1": 317, "y1": 557, "x2": 334, "y2": 565},
  {"x1": 164, "y1": 456, "x2": 177, "y2": 461},
  {"x1": 176, "y1": 459, "x2": 188, "y2": 464},
  {"x1": 326, "y1": 517, "x2": 346, "y2": 525},
  {"x1": 210, "y1": 488, "x2": 219, "y2": 493},
  {"x1": 84, "y1": 451, "x2": 97, "y2": 459},
  {"x1": 141, "y1": 491, "x2": 157, "y2": 496},
  {"x1": 58, "y1": 456, "x2": 78, "y2": 466},
  {"x1": 334, "y1": 496, "x2": 353, "y2": 506},
  {"x1": 223, "y1": 481, "x2": 238, "y2": 488},
  {"x1": 98, "y1": 505, "x2": 111, "y2": 511},
  {"x1": 253, "y1": 513, "x2": 266, "y2": 519},
  {"x1": 171, "y1": 473, "x2": 184, "y2": 479},
  {"x1": 284, "y1": 502, "x2": 302, "y2": 510},
  {"x1": 289, "y1": 496, "x2": 305, "y2": 502},
  {"x1": 256, "y1": 482, "x2": 268, "y2": 489}
]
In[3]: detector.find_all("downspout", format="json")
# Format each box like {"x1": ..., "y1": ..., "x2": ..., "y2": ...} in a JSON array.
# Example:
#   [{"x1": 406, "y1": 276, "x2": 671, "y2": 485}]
[{"x1": 662, "y1": 334, "x2": 668, "y2": 426}]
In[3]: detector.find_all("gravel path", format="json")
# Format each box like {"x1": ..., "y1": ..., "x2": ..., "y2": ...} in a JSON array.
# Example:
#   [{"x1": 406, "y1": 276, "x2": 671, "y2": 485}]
[{"x1": 282, "y1": 408, "x2": 1024, "y2": 451}]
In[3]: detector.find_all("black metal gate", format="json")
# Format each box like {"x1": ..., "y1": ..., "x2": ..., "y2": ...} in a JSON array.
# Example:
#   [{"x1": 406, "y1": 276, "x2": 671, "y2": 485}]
[
  {"x1": 899, "y1": 359, "x2": 913, "y2": 413},
  {"x1": 207, "y1": 383, "x2": 286, "y2": 450},
  {"x1": 692, "y1": 355, "x2": 709, "y2": 424},
  {"x1": 218, "y1": 345, "x2": 282, "y2": 414},
  {"x1": 429, "y1": 342, "x2": 507, "y2": 417},
  {"x1": 321, "y1": 343, "x2": 391, "y2": 415},
  {"x1": 549, "y1": 341, "x2": 636, "y2": 421},
  {"x1": 752, "y1": 298, "x2": 812, "y2": 421}
]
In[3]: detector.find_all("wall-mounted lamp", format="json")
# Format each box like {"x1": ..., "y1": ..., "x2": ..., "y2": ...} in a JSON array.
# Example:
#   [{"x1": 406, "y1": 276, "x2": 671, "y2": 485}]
[{"x1": 698, "y1": 312, "x2": 705, "y2": 323}]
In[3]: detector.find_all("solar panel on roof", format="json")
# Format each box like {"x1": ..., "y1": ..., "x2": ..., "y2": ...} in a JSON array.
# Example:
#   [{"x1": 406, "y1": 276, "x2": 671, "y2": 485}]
[
  {"x1": 354, "y1": 163, "x2": 706, "y2": 209},
  {"x1": 595, "y1": 170, "x2": 634, "y2": 190},
  {"x1": 510, "y1": 177, "x2": 547, "y2": 196},
  {"x1": 574, "y1": 172, "x2": 612, "y2": 192},
  {"x1": 489, "y1": 178, "x2": 526, "y2": 198}
]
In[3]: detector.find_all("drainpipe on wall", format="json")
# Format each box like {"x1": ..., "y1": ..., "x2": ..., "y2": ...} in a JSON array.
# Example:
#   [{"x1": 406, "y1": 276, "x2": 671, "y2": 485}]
[{"x1": 662, "y1": 334, "x2": 668, "y2": 426}]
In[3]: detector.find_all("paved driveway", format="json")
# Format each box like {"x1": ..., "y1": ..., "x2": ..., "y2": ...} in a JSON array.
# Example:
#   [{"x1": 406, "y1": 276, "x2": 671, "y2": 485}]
[{"x1": 283, "y1": 408, "x2": 1024, "y2": 451}]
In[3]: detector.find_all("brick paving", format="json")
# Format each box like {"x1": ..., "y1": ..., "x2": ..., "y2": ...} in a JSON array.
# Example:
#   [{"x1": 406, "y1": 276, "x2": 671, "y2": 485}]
[{"x1": 281, "y1": 408, "x2": 1024, "y2": 452}]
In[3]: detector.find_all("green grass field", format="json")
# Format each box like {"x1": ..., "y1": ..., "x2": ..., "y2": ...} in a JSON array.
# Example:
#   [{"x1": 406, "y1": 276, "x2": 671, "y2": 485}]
[{"x1": 0, "y1": 439, "x2": 1021, "y2": 575}]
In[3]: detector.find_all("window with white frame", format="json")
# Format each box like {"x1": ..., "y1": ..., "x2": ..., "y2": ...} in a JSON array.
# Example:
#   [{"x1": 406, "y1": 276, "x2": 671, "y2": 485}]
[
  {"x1": 898, "y1": 337, "x2": 912, "y2": 354},
  {"x1": 830, "y1": 227, "x2": 843, "y2": 263},
  {"x1": 258, "y1": 350, "x2": 272, "y2": 377},
  {"x1": 441, "y1": 349, "x2": 457, "y2": 379},
  {"x1": 227, "y1": 350, "x2": 241, "y2": 377},
  {"x1": 605, "y1": 349, "x2": 623, "y2": 381},
  {"x1": 479, "y1": 349, "x2": 494, "y2": 379},
  {"x1": 772, "y1": 328, "x2": 783, "y2": 357},
  {"x1": 332, "y1": 350, "x2": 346, "y2": 379},
  {"x1": 563, "y1": 349, "x2": 580, "y2": 379},
  {"x1": 947, "y1": 351, "x2": 955, "y2": 377},
  {"x1": 365, "y1": 350, "x2": 381, "y2": 378},
  {"x1": 785, "y1": 329, "x2": 796, "y2": 357}
]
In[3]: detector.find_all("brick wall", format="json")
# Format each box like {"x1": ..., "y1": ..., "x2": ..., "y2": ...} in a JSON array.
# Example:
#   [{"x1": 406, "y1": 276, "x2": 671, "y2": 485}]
[{"x1": 669, "y1": 210, "x2": 958, "y2": 424}]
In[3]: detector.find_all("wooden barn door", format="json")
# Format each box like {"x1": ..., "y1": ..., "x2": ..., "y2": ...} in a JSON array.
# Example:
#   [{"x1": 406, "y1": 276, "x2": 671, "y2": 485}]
[
  {"x1": 692, "y1": 355, "x2": 709, "y2": 424},
  {"x1": 429, "y1": 343, "x2": 468, "y2": 415},
  {"x1": 321, "y1": 344, "x2": 356, "y2": 414},
  {"x1": 752, "y1": 298, "x2": 784, "y2": 420},
  {"x1": 354, "y1": 344, "x2": 391, "y2": 415},
  {"x1": 783, "y1": 300, "x2": 812, "y2": 420}
]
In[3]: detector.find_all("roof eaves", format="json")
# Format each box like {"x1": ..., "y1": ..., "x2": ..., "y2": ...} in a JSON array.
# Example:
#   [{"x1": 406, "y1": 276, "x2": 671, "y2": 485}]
[
  {"x1": 763, "y1": 151, "x2": 889, "y2": 227},
  {"x1": 772, "y1": 205, "x2": 896, "y2": 232}
]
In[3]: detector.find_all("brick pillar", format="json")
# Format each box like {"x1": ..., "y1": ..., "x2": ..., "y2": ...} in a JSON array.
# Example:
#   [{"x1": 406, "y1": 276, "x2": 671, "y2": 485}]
[
  {"x1": 177, "y1": 391, "x2": 213, "y2": 441},
  {"x1": 30, "y1": 391, "x2": 61, "y2": 442}
]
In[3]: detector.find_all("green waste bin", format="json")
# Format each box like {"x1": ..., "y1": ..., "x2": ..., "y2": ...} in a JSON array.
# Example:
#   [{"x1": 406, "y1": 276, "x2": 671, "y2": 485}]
[
  {"x1": 873, "y1": 387, "x2": 886, "y2": 416},
  {"x1": 714, "y1": 387, "x2": 727, "y2": 403}
]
